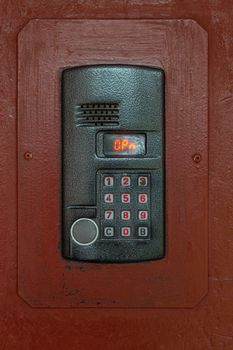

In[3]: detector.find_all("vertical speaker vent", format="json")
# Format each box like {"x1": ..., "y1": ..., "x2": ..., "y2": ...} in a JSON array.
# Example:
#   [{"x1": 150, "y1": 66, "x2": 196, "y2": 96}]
[{"x1": 75, "y1": 103, "x2": 119, "y2": 127}]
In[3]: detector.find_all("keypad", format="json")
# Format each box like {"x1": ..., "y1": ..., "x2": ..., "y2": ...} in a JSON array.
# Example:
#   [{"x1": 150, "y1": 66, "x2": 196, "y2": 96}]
[{"x1": 99, "y1": 171, "x2": 151, "y2": 240}]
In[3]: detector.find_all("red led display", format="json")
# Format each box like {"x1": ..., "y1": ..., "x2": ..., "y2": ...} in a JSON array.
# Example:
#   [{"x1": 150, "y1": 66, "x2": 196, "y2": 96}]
[{"x1": 104, "y1": 134, "x2": 146, "y2": 157}]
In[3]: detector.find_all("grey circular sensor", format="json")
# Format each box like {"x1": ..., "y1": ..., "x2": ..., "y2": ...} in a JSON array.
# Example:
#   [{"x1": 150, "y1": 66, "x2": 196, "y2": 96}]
[{"x1": 70, "y1": 218, "x2": 99, "y2": 246}]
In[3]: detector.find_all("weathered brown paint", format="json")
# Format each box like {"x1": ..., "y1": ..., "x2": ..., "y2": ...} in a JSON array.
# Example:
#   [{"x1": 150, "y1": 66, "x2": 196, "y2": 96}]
[{"x1": 0, "y1": 1, "x2": 233, "y2": 349}]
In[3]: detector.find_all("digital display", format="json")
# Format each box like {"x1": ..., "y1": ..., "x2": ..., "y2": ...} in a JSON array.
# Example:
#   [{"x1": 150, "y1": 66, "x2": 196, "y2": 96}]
[{"x1": 103, "y1": 134, "x2": 146, "y2": 157}]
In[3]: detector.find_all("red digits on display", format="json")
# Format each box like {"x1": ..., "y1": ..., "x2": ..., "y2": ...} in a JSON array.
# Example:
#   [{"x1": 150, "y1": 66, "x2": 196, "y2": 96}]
[
  {"x1": 113, "y1": 138, "x2": 136, "y2": 152},
  {"x1": 114, "y1": 139, "x2": 121, "y2": 151}
]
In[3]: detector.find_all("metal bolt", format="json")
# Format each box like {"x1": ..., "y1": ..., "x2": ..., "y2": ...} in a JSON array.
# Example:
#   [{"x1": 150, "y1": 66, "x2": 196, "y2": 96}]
[
  {"x1": 24, "y1": 152, "x2": 33, "y2": 160},
  {"x1": 192, "y1": 153, "x2": 202, "y2": 163}
]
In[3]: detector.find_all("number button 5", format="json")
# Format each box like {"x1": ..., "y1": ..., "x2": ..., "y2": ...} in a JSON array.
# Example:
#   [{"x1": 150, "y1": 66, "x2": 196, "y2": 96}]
[{"x1": 121, "y1": 193, "x2": 131, "y2": 203}]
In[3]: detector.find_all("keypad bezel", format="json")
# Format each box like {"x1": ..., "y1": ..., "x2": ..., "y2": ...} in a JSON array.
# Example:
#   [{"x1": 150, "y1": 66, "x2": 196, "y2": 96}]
[{"x1": 98, "y1": 169, "x2": 154, "y2": 241}]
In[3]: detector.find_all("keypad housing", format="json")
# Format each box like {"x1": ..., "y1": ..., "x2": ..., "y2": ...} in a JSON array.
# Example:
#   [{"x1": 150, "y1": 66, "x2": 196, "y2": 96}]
[
  {"x1": 62, "y1": 65, "x2": 165, "y2": 262},
  {"x1": 100, "y1": 171, "x2": 151, "y2": 240}
]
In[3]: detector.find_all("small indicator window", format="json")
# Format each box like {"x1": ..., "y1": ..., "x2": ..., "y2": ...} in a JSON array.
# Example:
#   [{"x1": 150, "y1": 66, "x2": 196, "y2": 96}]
[{"x1": 103, "y1": 134, "x2": 146, "y2": 157}]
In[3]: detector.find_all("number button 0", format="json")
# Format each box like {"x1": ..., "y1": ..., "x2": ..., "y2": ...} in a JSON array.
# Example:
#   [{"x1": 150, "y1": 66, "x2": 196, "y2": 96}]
[
  {"x1": 138, "y1": 193, "x2": 148, "y2": 204},
  {"x1": 121, "y1": 210, "x2": 131, "y2": 220},
  {"x1": 104, "y1": 176, "x2": 114, "y2": 187},
  {"x1": 121, "y1": 227, "x2": 131, "y2": 237},
  {"x1": 121, "y1": 176, "x2": 131, "y2": 187},
  {"x1": 138, "y1": 176, "x2": 148, "y2": 186},
  {"x1": 104, "y1": 193, "x2": 114, "y2": 203},
  {"x1": 121, "y1": 193, "x2": 131, "y2": 203},
  {"x1": 138, "y1": 210, "x2": 148, "y2": 220},
  {"x1": 105, "y1": 210, "x2": 114, "y2": 220}
]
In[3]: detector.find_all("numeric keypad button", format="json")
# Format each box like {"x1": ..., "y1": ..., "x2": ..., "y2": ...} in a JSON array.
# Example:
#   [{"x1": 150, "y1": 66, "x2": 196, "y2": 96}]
[
  {"x1": 121, "y1": 176, "x2": 131, "y2": 187},
  {"x1": 104, "y1": 210, "x2": 114, "y2": 220},
  {"x1": 104, "y1": 193, "x2": 114, "y2": 203},
  {"x1": 121, "y1": 227, "x2": 131, "y2": 237},
  {"x1": 121, "y1": 193, "x2": 131, "y2": 203},
  {"x1": 138, "y1": 193, "x2": 148, "y2": 203},
  {"x1": 104, "y1": 227, "x2": 114, "y2": 237},
  {"x1": 138, "y1": 210, "x2": 148, "y2": 220},
  {"x1": 138, "y1": 176, "x2": 148, "y2": 187},
  {"x1": 121, "y1": 210, "x2": 131, "y2": 220},
  {"x1": 104, "y1": 176, "x2": 114, "y2": 187},
  {"x1": 138, "y1": 227, "x2": 149, "y2": 237}
]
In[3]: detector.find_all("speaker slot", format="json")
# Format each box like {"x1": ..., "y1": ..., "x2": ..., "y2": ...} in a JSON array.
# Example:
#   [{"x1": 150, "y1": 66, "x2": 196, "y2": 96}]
[{"x1": 75, "y1": 103, "x2": 120, "y2": 127}]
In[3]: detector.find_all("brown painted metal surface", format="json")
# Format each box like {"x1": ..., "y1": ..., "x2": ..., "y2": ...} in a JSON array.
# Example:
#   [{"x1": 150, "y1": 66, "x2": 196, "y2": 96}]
[{"x1": 0, "y1": 1, "x2": 233, "y2": 349}]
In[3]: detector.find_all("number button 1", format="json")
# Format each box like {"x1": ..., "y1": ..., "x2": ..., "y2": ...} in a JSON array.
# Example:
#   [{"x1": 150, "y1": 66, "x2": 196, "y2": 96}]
[{"x1": 104, "y1": 176, "x2": 114, "y2": 187}]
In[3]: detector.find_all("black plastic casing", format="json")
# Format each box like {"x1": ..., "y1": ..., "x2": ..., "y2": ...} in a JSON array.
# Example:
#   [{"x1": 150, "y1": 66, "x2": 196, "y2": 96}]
[{"x1": 62, "y1": 65, "x2": 165, "y2": 262}]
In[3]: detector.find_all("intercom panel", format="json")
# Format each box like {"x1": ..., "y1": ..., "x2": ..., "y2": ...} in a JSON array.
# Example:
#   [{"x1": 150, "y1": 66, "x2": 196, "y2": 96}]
[
  {"x1": 62, "y1": 65, "x2": 165, "y2": 262},
  {"x1": 18, "y1": 19, "x2": 208, "y2": 306}
]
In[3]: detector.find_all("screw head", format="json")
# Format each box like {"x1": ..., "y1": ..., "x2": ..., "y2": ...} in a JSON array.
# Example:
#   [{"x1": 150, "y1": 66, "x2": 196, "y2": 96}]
[
  {"x1": 24, "y1": 152, "x2": 33, "y2": 160},
  {"x1": 192, "y1": 153, "x2": 202, "y2": 163}
]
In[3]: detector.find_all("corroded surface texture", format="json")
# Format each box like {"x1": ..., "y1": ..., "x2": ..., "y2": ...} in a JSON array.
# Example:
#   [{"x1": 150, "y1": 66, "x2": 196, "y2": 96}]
[{"x1": 0, "y1": 1, "x2": 233, "y2": 349}]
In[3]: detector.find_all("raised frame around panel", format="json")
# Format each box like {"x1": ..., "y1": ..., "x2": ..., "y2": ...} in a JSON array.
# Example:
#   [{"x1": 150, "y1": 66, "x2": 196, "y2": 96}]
[{"x1": 18, "y1": 19, "x2": 208, "y2": 308}]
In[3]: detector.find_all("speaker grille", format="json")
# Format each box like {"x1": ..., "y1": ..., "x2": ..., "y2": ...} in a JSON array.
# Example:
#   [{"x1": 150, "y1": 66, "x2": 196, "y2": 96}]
[{"x1": 75, "y1": 103, "x2": 119, "y2": 127}]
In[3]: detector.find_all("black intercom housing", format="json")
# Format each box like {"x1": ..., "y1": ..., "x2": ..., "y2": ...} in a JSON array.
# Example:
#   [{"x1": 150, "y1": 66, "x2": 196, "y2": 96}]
[{"x1": 62, "y1": 65, "x2": 165, "y2": 262}]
